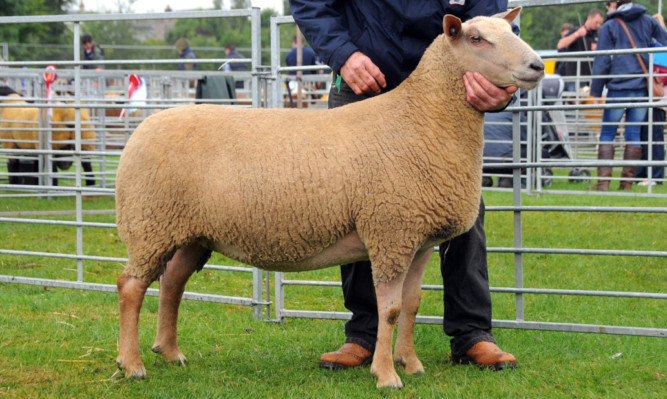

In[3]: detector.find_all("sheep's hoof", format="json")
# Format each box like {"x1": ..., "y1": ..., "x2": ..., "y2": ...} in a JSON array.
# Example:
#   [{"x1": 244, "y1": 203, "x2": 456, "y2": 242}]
[
  {"x1": 376, "y1": 376, "x2": 404, "y2": 390},
  {"x1": 395, "y1": 357, "x2": 425, "y2": 376},
  {"x1": 152, "y1": 344, "x2": 188, "y2": 366},
  {"x1": 117, "y1": 358, "x2": 147, "y2": 379},
  {"x1": 372, "y1": 368, "x2": 404, "y2": 389}
]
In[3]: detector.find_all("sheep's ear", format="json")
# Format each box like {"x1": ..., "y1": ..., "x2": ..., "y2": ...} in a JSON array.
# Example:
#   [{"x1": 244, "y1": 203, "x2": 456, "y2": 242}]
[
  {"x1": 493, "y1": 6, "x2": 521, "y2": 23},
  {"x1": 443, "y1": 14, "x2": 462, "y2": 41}
]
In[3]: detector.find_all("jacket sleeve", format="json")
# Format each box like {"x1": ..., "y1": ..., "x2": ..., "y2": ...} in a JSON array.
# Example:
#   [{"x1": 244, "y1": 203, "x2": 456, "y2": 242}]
[
  {"x1": 289, "y1": 0, "x2": 358, "y2": 74},
  {"x1": 591, "y1": 23, "x2": 613, "y2": 97},
  {"x1": 651, "y1": 17, "x2": 667, "y2": 46},
  {"x1": 460, "y1": 0, "x2": 508, "y2": 20}
]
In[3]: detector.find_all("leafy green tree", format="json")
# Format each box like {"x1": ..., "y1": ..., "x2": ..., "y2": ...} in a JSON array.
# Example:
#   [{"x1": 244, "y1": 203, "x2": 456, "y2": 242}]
[
  {"x1": 521, "y1": 1, "x2": 664, "y2": 51},
  {"x1": 165, "y1": 6, "x2": 293, "y2": 70},
  {"x1": 0, "y1": 0, "x2": 75, "y2": 61}
]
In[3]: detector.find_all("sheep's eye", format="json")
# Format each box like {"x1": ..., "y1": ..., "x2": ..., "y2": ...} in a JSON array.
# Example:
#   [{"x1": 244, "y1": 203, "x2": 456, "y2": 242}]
[{"x1": 470, "y1": 35, "x2": 482, "y2": 44}]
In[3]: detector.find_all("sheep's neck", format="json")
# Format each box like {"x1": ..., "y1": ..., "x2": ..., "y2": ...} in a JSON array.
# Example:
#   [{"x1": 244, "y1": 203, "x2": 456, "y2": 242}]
[{"x1": 387, "y1": 35, "x2": 484, "y2": 146}]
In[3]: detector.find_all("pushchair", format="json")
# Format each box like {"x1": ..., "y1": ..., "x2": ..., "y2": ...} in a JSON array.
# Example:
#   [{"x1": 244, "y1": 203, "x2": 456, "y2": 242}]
[
  {"x1": 536, "y1": 75, "x2": 590, "y2": 186},
  {"x1": 481, "y1": 75, "x2": 590, "y2": 188}
]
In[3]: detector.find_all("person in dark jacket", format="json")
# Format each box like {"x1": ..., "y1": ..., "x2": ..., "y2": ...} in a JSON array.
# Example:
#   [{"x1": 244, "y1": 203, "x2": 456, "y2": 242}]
[
  {"x1": 222, "y1": 43, "x2": 248, "y2": 89},
  {"x1": 81, "y1": 34, "x2": 104, "y2": 70},
  {"x1": 589, "y1": 1, "x2": 667, "y2": 190},
  {"x1": 556, "y1": 9, "x2": 604, "y2": 91},
  {"x1": 285, "y1": 36, "x2": 319, "y2": 74},
  {"x1": 290, "y1": 0, "x2": 519, "y2": 371},
  {"x1": 174, "y1": 38, "x2": 197, "y2": 71},
  {"x1": 222, "y1": 43, "x2": 248, "y2": 72}
]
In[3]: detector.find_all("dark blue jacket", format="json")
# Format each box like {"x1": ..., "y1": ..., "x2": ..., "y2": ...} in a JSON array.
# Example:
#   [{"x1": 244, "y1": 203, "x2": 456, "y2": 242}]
[
  {"x1": 290, "y1": 0, "x2": 510, "y2": 91},
  {"x1": 178, "y1": 47, "x2": 197, "y2": 71},
  {"x1": 285, "y1": 45, "x2": 319, "y2": 74},
  {"x1": 591, "y1": 4, "x2": 667, "y2": 96}
]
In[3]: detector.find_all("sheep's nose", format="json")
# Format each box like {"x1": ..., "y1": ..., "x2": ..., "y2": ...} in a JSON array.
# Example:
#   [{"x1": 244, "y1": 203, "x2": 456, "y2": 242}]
[{"x1": 530, "y1": 60, "x2": 545, "y2": 73}]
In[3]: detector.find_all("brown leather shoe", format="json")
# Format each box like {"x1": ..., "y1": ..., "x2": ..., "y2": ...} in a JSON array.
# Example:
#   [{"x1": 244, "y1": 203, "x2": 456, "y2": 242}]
[
  {"x1": 319, "y1": 343, "x2": 373, "y2": 370},
  {"x1": 452, "y1": 341, "x2": 517, "y2": 371}
]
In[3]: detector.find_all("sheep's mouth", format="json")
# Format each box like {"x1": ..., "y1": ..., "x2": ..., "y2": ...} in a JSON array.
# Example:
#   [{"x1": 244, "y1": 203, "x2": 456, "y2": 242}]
[{"x1": 512, "y1": 73, "x2": 544, "y2": 89}]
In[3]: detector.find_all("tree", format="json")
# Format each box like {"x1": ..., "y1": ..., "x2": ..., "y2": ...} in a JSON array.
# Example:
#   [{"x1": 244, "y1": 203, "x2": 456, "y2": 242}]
[
  {"x1": 521, "y1": 1, "x2": 664, "y2": 51},
  {"x1": 0, "y1": 0, "x2": 76, "y2": 61}
]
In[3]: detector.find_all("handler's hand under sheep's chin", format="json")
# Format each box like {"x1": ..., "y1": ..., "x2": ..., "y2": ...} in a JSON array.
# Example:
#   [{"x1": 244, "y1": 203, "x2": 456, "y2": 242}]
[
  {"x1": 463, "y1": 71, "x2": 518, "y2": 112},
  {"x1": 340, "y1": 51, "x2": 387, "y2": 95}
]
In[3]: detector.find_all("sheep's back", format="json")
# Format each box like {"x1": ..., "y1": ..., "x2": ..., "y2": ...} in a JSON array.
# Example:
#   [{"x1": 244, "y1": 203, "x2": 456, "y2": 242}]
[{"x1": 116, "y1": 105, "x2": 368, "y2": 264}]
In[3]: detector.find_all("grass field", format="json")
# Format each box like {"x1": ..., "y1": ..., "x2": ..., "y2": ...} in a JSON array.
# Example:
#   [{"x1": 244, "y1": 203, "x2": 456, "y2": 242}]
[{"x1": 0, "y1": 171, "x2": 665, "y2": 398}]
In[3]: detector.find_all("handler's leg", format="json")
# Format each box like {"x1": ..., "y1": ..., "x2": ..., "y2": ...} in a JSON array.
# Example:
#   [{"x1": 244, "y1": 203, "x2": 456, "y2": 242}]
[
  {"x1": 319, "y1": 261, "x2": 377, "y2": 369},
  {"x1": 117, "y1": 271, "x2": 151, "y2": 378},
  {"x1": 319, "y1": 76, "x2": 380, "y2": 370},
  {"x1": 152, "y1": 244, "x2": 210, "y2": 364},
  {"x1": 393, "y1": 247, "x2": 432, "y2": 375},
  {"x1": 441, "y1": 199, "x2": 516, "y2": 370}
]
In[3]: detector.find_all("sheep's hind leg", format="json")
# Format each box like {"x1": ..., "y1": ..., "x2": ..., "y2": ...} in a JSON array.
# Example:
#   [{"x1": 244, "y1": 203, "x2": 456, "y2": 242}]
[
  {"x1": 152, "y1": 243, "x2": 210, "y2": 366},
  {"x1": 393, "y1": 247, "x2": 431, "y2": 376},
  {"x1": 370, "y1": 271, "x2": 408, "y2": 389},
  {"x1": 116, "y1": 271, "x2": 151, "y2": 379}
]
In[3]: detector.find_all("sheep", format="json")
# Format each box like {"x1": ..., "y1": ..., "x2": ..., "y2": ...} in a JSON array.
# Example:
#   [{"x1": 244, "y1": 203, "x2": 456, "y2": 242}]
[
  {"x1": 115, "y1": 8, "x2": 543, "y2": 389},
  {"x1": 0, "y1": 91, "x2": 96, "y2": 186}
]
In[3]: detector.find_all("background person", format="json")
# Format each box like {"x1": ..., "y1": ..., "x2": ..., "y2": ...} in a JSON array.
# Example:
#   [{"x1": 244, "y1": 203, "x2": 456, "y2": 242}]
[
  {"x1": 81, "y1": 33, "x2": 104, "y2": 70},
  {"x1": 557, "y1": 9, "x2": 604, "y2": 90},
  {"x1": 589, "y1": 0, "x2": 667, "y2": 190},
  {"x1": 174, "y1": 38, "x2": 197, "y2": 71},
  {"x1": 290, "y1": 0, "x2": 519, "y2": 372},
  {"x1": 555, "y1": 23, "x2": 574, "y2": 76},
  {"x1": 222, "y1": 43, "x2": 248, "y2": 89}
]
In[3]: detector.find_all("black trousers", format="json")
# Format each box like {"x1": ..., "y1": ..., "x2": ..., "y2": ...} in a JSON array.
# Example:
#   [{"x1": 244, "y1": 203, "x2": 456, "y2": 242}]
[
  {"x1": 636, "y1": 108, "x2": 665, "y2": 180},
  {"x1": 330, "y1": 79, "x2": 495, "y2": 358}
]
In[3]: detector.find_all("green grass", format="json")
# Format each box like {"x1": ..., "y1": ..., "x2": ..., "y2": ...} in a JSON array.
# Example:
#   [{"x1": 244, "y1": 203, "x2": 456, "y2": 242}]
[{"x1": 0, "y1": 187, "x2": 665, "y2": 397}]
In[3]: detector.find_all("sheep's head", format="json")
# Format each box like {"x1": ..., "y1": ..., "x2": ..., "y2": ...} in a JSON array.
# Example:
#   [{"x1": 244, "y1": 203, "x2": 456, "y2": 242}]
[{"x1": 444, "y1": 7, "x2": 544, "y2": 90}]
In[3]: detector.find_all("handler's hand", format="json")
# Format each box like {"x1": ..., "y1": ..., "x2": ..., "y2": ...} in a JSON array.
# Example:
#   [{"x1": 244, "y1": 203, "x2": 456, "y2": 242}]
[
  {"x1": 463, "y1": 71, "x2": 518, "y2": 112},
  {"x1": 340, "y1": 51, "x2": 387, "y2": 95}
]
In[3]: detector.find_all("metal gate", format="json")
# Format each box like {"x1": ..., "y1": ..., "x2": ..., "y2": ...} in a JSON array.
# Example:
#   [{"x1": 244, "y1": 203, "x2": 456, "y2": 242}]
[{"x1": 1, "y1": 2, "x2": 665, "y2": 338}]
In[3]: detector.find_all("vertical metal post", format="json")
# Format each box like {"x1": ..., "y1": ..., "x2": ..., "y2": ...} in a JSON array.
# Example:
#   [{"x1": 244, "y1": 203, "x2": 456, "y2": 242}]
[
  {"x1": 270, "y1": 16, "x2": 282, "y2": 109},
  {"x1": 250, "y1": 7, "x2": 261, "y2": 109},
  {"x1": 37, "y1": 88, "x2": 46, "y2": 188},
  {"x1": 533, "y1": 87, "x2": 542, "y2": 193},
  {"x1": 73, "y1": 22, "x2": 84, "y2": 282},
  {"x1": 647, "y1": 53, "x2": 656, "y2": 193},
  {"x1": 251, "y1": 7, "x2": 264, "y2": 319},
  {"x1": 99, "y1": 76, "x2": 108, "y2": 188},
  {"x1": 252, "y1": 267, "x2": 263, "y2": 320},
  {"x1": 274, "y1": 271, "x2": 284, "y2": 322},
  {"x1": 265, "y1": 270, "x2": 271, "y2": 320},
  {"x1": 0, "y1": 42, "x2": 8, "y2": 62},
  {"x1": 512, "y1": 111, "x2": 524, "y2": 321}
]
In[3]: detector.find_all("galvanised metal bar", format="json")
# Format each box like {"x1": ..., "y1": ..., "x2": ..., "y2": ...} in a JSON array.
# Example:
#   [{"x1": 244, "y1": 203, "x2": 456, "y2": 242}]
[
  {"x1": 487, "y1": 206, "x2": 667, "y2": 213},
  {"x1": 512, "y1": 112, "x2": 524, "y2": 320},
  {"x1": 490, "y1": 247, "x2": 667, "y2": 257},
  {"x1": 269, "y1": 15, "x2": 281, "y2": 108},
  {"x1": 0, "y1": 217, "x2": 115, "y2": 228},
  {"x1": 0, "y1": 275, "x2": 259, "y2": 307},
  {"x1": 277, "y1": 309, "x2": 666, "y2": 337},
  {"x1": 0, "y1": 58, "x2": 247, "y2": 67},
  {"x1": 0, "y1": 9, "x2": 258, "y2": 24},
  {"x1": 73, "y1": 21, "x2": 84, "y2": 282},
  {"x1": 280, "y1": 279, "x2": 667, "y2": 299}
]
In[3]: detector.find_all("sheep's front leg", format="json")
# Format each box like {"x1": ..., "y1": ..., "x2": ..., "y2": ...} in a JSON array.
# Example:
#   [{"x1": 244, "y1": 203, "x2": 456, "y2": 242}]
[
  {"x1": 393, "y1": 247, "x2": 432, "y2": 376},
  {"x1": 371, "y1": 272, "x2": 407, "y2": 389},
  {"x1": 117, "y1": 272, "x2": 151, "y2": 378},
  {"x1": 152, "y1": 244, "x2": 208, "y2": 365}
]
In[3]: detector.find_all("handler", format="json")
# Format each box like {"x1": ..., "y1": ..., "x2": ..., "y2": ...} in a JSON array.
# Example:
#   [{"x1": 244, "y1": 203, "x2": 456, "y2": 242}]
[{"x1": 290, "y1": 0, "x2": 519, "y2": 370}]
